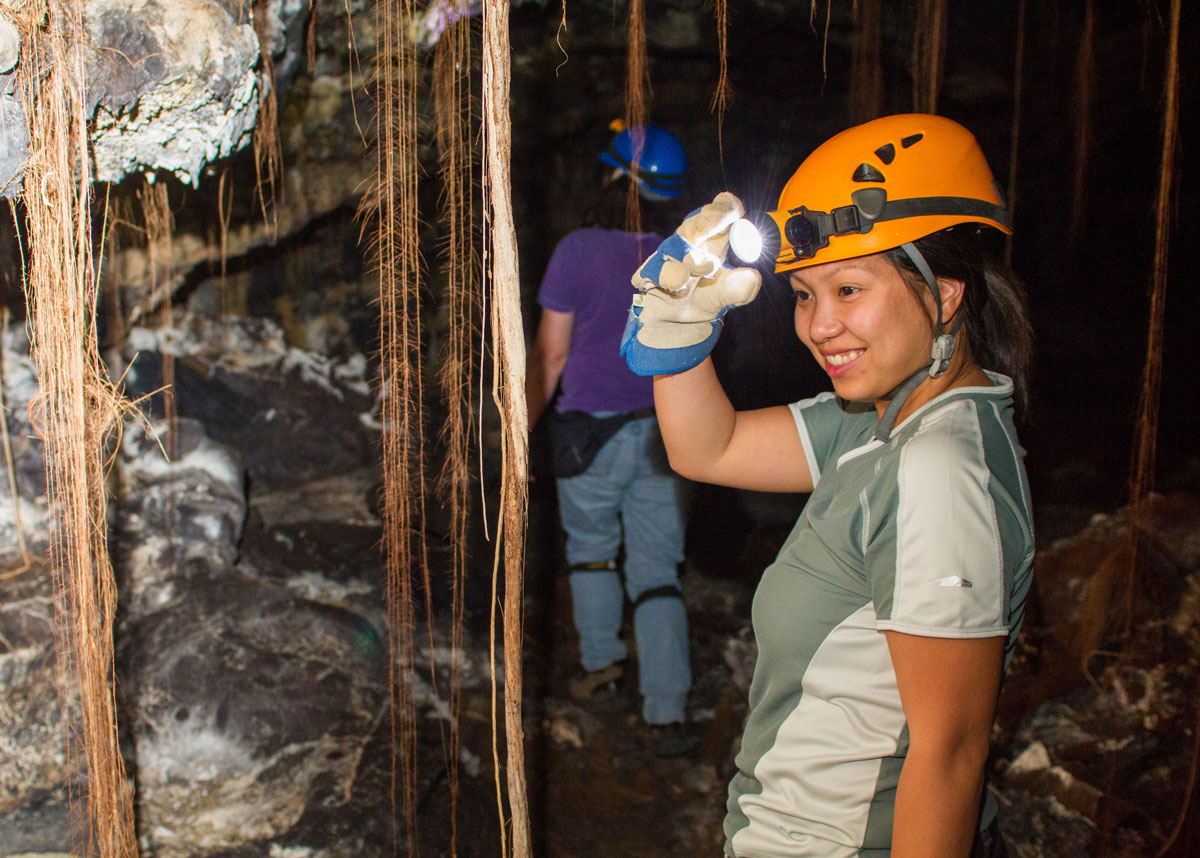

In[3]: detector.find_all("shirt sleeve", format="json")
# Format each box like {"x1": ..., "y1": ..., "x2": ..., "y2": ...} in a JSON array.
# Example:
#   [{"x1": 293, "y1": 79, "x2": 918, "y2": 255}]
[
  {"x1": 868, "y1": 400, "x2": 1009, "y2": 639},
  {"x1": 537, "y1": 231, "x2": 583, "y2": 313},
  {"x1": 787, "y1": 392, "x2": 845, "y2": 488}
]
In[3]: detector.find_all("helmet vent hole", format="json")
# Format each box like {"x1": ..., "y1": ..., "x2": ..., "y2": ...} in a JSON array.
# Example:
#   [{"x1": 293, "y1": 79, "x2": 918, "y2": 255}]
[
  {"x1": 874, "y1": 144, "x2": 896, "y2": 164},
  {"x1": 901, "y1": 133, "x2": 924, "y2": 148},
  {"x1": 852, "y1": 164, "x2": 886, "y2": 183}
]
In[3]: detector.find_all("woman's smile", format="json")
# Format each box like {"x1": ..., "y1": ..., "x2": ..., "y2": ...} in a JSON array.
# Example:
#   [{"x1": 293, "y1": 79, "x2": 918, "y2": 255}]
[{"x1": 823, "y1": 348, "x2": 865, "y2": 374}]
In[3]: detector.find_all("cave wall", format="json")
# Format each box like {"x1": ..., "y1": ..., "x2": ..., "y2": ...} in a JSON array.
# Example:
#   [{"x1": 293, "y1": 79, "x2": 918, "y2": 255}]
[{"x1": 0, "y1": 1, "x2": 1196, "y2": 857}]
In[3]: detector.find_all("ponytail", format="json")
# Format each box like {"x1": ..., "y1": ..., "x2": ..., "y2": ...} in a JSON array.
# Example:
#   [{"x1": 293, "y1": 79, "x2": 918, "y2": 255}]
[{"x1": 887, "y1": 227, "x2": 1034, "y2": 417}]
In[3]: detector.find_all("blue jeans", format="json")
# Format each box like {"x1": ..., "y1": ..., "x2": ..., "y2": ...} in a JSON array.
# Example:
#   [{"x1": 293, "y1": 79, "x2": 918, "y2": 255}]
[{"x1": 556, "y1": 416, "x2": 690, "y2": 724}]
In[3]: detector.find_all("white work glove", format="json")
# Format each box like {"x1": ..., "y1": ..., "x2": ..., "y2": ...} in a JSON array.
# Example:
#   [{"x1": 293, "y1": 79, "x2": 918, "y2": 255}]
[{"x1": 620, "y1": 192, "x2": 762, "y2": 376}]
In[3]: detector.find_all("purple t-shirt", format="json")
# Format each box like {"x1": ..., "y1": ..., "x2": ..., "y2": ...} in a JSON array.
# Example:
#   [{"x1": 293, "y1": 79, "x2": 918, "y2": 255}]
[{"x1": 537, "y1": 227, "x2": 661, "y2": 414}]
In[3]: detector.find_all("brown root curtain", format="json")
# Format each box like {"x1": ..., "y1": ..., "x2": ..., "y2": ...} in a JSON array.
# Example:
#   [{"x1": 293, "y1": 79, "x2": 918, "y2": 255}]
[
  {"x1": 368, "y1": 0, "x2": 531, "y2": 855},
  {"x1": 16, "y1": 1, "x2": 138, "y2": 855}
]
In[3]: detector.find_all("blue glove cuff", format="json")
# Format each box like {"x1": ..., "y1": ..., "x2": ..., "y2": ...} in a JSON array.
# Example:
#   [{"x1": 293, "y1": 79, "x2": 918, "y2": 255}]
[{"x1": 620, "y1": 303, "x2": 723, "y2": 377}]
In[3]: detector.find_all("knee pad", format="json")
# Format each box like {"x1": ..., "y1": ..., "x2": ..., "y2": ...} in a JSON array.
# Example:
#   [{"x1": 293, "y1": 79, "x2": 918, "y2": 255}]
[
  {"x1": 632, "y1": 584, "x2": 682, "y2": 610},
  {"x1": 567, "y1": 559, "x2": 618, "y2": 576}
]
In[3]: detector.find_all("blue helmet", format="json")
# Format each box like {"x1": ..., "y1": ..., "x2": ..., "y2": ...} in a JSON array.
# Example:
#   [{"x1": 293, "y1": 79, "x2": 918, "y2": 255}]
[{"x1": 598, "y1": 121, "x2": 686, "y2": 200}]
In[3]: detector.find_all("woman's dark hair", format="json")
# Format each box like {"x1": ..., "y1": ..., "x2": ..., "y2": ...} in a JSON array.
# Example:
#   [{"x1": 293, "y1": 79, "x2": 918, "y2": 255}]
[
  {"x1": 885, "y1": 226, "x2": 1034, "y2": 417},
  {"x1": 577, "y1": 173, "x2": 686, "y2": 237}
]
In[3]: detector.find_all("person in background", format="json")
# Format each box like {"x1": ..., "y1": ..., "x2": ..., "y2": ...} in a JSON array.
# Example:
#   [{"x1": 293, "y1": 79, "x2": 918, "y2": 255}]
[
  {"x1": 525, "y1": 121, "x2": 696, "y2": 757},
  {"x1": 622, "y1": 114, "x2": 1031, "y2": 856}
]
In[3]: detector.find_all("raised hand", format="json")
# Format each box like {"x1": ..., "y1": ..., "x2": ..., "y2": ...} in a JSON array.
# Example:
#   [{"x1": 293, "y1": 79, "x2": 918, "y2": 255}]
[{"x1": 621, "y1": 192, "x2": 763, "y2": 376}]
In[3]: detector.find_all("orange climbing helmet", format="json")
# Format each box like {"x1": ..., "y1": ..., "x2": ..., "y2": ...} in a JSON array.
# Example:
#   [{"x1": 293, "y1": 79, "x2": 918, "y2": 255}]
[{"x1": 764, "y1": 114, "x2": 1011, "y2": 274}]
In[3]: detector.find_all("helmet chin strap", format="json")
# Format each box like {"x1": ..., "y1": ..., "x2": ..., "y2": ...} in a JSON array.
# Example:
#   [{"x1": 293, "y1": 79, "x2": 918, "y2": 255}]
[{"x1": 873, "y1": 242, "x2": 962, "y2": 442}]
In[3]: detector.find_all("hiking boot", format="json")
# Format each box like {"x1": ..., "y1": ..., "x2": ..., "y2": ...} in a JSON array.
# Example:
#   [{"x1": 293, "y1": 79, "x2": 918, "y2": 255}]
[
  {"x1": 648, "y1": 721, "x2": 698, "y2": 758},
  {"x1": 567, "y1": 661, "x2": 631, "y2": 712}
]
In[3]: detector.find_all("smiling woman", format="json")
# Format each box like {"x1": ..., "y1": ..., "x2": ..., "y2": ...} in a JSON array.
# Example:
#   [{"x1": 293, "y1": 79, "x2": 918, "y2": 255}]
[{"x1": 625, "y1": 114, "x2": 1034, "y2": 858}]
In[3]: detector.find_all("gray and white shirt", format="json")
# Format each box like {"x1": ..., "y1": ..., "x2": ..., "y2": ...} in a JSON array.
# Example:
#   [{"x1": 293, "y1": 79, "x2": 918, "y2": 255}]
[{"x1": 725, "y1": 373, "x2": 1034, "y2": 858}]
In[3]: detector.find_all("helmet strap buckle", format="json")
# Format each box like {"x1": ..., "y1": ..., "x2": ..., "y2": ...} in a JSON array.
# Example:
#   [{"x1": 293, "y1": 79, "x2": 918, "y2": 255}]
[{"x1": 928, "y1": 333, "x2": 956, "y2": 378}]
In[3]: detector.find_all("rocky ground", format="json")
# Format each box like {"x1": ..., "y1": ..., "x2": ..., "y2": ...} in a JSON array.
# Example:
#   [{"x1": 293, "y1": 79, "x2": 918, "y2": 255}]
[{"x1": 2, "y1": 317, "x2": 1199, "y2": 858}]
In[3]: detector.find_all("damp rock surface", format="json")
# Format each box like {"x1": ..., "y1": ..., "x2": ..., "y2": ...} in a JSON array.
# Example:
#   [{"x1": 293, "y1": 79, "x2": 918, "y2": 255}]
[
  {"x1": 82, "y1": 0, "x2": 314, "y2": 186},
  {"x1": 0, "y1": 327, "x2": 48, "y2": 567},
  {"x1": 990, "y1": 493, "x2": 1200, "y2": 857},
  {"x1": 1, "y1": 0, "x2": 314, "y2": 190},
  {"x1": 0, "y1": 70, "x2": 28, "y2": 199},
  {"x1": 0, "y1": 329, "x2": 82, "y2": 855},
  {"x1": 112, "y1": 320, "x2": 393, "y2": 856},
  {"x1": 121, "y1": 317, "x2": 377, "y2": 486},
  {"x1": 84, "y1": 0, "x2": 263, "y2": 185}
]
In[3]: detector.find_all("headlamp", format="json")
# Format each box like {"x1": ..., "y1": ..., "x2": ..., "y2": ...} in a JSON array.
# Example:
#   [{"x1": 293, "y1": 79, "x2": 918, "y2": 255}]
[
  {"x1": 779, "y1": 189, "x2": 888, "y2": 262},
  {"x1": 727, "y1": 200, "x2": 868, "y2": 269},
  {"x1": 730, "y1": 190, "x2": 1010, "y2": 270}
]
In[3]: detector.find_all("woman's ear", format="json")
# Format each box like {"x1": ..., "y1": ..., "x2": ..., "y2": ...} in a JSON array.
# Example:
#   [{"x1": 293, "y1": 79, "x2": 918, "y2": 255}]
[{"x1": 937, "y1": 276, "x2": 967, "y2": 323}]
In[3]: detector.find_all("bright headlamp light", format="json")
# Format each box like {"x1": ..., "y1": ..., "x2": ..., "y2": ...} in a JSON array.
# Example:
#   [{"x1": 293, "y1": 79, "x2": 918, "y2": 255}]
[{"x1": 728, "y1": 211, "x2": 783, "y2": 268}]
